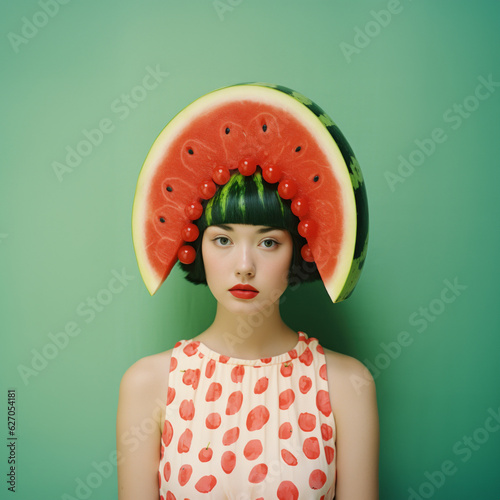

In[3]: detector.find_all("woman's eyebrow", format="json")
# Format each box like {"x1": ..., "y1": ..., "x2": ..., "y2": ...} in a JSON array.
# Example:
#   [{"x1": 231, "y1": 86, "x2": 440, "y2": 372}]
[{"x1": 210, "y1": 224, "x2": 283, "y2": 234}]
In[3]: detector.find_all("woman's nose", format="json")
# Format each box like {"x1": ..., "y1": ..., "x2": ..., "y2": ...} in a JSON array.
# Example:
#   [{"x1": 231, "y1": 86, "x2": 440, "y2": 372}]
[{"x1": 235, "y1": 247, "x2": 255, "y2": 277}]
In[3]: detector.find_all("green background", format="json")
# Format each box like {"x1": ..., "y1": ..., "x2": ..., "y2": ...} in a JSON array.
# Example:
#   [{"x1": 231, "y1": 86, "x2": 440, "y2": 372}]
[{"x1": 1, "y1": 0, "x2": 499, "y2": 498}]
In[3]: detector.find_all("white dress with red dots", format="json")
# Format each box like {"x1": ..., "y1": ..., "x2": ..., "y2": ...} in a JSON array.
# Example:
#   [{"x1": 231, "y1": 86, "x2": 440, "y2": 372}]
[{"x1": 158, "y1": 331, "x2": 336, "y2": 500}]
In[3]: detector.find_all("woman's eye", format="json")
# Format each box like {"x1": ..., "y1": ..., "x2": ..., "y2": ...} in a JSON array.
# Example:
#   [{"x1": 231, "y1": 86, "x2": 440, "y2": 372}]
[
  {"x1": 215, "y1": 236, "x2": 231, "y2": 246},
  {"x1": 261, "y1": 239, "x2": 278, "y2": 248}
]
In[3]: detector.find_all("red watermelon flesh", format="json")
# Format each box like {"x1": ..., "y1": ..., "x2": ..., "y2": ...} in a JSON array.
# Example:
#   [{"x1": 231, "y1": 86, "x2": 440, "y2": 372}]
[{"x1": 132, "y1": 83, "x2": 368, "y2": 302}]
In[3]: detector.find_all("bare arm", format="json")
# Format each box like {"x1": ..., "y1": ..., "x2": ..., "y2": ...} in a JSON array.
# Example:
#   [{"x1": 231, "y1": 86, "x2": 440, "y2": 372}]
[
  {"x1": 116, "y1": 353, "x2": 170, "y2": 500},
  {"x1": 326, "y1": 350, "x2": 379, "y2": 500}
]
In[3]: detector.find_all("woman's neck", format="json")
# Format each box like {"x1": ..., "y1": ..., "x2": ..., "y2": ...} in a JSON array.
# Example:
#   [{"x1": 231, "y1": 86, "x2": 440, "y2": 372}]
[{"x1": 194, "y1": 302, "x2": 298, "y2": 360}]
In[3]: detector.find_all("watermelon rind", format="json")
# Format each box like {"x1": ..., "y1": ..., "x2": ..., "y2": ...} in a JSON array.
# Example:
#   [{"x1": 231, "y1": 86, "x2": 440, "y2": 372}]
[{"x1": 132, "y1": 83, "x2": 368, "y2": 302}]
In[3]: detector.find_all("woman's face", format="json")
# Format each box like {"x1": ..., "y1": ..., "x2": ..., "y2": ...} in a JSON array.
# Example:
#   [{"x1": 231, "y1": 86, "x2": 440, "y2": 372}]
[{"x1": 201, "y1": 224, "x2": 294, "y2": 315}]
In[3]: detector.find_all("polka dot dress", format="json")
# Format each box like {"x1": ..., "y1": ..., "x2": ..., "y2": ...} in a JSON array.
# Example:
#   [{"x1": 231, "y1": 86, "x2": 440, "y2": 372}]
[{"x1": 158, "y1": 331, "x2": 336, "y2": 499}]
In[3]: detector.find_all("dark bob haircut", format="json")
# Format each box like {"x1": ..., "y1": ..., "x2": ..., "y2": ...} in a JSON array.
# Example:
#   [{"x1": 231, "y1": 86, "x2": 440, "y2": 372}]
[{"x1": 178, "y1": 168, "x2": 321, "y2": 285}]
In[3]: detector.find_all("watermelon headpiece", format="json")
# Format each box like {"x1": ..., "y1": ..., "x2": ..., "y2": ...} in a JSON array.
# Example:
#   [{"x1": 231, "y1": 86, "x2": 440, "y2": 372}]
[{"x1": 132, "y1": 83, "x2": 369, "y2": 302}]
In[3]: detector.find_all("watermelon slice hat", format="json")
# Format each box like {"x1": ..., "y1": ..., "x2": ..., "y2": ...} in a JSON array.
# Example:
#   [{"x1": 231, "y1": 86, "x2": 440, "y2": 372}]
[{"x1": 132, "y1": 82, "x2": 369, "y2": 303}]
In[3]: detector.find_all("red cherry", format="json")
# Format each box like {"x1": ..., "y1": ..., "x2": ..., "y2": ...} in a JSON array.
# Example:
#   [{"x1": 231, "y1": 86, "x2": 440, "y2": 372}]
[
  {"x1": 278, "y1": 179, "x2": 297, "y2": 199},
  {"x1": 178, "y1": 464, "x2": 193, "y2": 486},
  {"x1": 298, "y1": 220, "x2": 315, "y2": 238},
  {"x1": 301, "y1": 244, "x2": 314, "y2": 262},
  {"x1": 185, "y1": 201, "x2": 203, "y2": 220},
  {"x1": 221, "y1": 450, "x2": 237, "y2": 474},
  {"x1": 199, "y1": 179, "x2": 217, "y2": 199},
  {"x1": 199, "y1": 444, "x2": 213, "y2": 462},
  {"x1": 238, "y1": 158, "x2": 256, "y2": 176},
  {"x1": 178, "y1": 245, "x2": 196, "y2": 264},
  {"x1": 291, "y1": 197, "x2": 308, "y2": 217},
  {"x1": 279, "y1": 422, "x2": 293, "y2": 439},
  {"x1": 181, "y1": 223, "x2": 199, "y2": 242},
  {"x1": 279, "y1": 389, "x2": 295, "y2": 410},
  {"x1": 262, "y1": 165, "x2": 281, "y2": 184},
  {"x1": 212, "y1": 166, "x2": 231, "y2": 184}
]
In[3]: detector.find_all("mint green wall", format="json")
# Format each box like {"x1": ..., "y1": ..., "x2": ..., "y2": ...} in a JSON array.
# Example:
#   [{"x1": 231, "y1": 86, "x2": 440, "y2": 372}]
[{"x1": 1, "y1": 1, "x2": 499, "y2": 498}]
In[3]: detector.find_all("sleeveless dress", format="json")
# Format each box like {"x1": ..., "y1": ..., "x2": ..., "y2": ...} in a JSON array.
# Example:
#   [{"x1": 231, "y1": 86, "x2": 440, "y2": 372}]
[{"x1": 158, "y1": 331, "x2": 336, "y2": 500}]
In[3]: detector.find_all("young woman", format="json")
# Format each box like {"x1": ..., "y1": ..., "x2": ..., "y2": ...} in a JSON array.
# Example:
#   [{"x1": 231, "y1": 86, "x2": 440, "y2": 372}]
[{"x1": 117, "y1": 169, "x2": 379, "y2": 499}]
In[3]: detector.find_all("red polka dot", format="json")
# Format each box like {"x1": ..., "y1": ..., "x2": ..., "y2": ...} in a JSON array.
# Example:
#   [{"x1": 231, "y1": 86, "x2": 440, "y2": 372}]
[
  {"x1": 316, "y1": 344, "x2": 324, "y2": 354},
  {"x1": 321, "y1": 423, "x2": 333, "y2": 441},
  {"x1": 226, "y1": 390, "x2": 243, "y2": 415},
  {"x1": 221, "y1": 450, "x2": 236, "y2": 473},
  {"x1": 231, "y1": 365, "x2": 245, "y2": 382},
  {"x1": 303, "y1": 437, "x2": 320, "y2": 459},
  {"x1": 169, "y1": 356, "x2": 177, "y2": 372},
  {"x1": 260, "y1": 357, "x2": 272, "y2": 364},
  {"x1": 206, "y1": 382, "x2": 222, "y2": 402},
  {"x1": 279, "y1": 422, "x2": 293, "y2": 439},
  {"x1": 222, "y1": 426, "x2": 240, "y2": 445},
  {"x1": 248, "y1": 463, "x2": 268, "y2": 483},
  {"x1": 277, "y1": 481, "x2": 299, "y2": 500},
  {"x1": 309, "y1": 469, "x2": 327, "y2": 489},
  {"x1": 299, "y1": 347, "x2": 313, "y2": 366},
  {"x1": 163, "y1": 420, "x2": 173, "y2": 447},
  {"x1": 205, "y1": 412, "x2": 221, "y2": 429},
  {"x1": 183, "y1": 341, "x2": 200, "y2": 356},
  {"x1": 246, "y1": 405, "x2": 270, "y2": 431},
  {"x1": 279, "y1": 389, "x2": 295, "y2": 410},
  {"x1": 299, "y1": 375, "x2": 312, "y2": 394},
  {"x1": 281, "y1": 449, "x2": 298, "y2": 466},
  {"x1": 280, "y1": 362, "x2": 293, "y2": 377},
  {"x1": 178, "y1": 464, "x2": 192, "y2": 486},
  {"x1": 163, "y1": 461, "x2": 171, "y2": 481},
  {"x1": 195, "y1": 475, "x2": 217, "y2": 493},
  {"x1": 174, "y1": 341, "x2": 182, "y2": 348},
  {"x1": 298, "y1": 412, "x2": 316, "y2": 432},
  {"x1": 325, "y1": 446, "x2": 335, "y2": 464},
  {"x1": 288, "y1": 348, "x2": 298, "y2": 359},
  {"x1": 167, "y1": 387, "x2": 175, "y2": 405},
  {"x1": 305, "y1": 336, "x2": 314, "y2": 345},
  {"x1": 177, "y1": 428, "x2": 192, "y2": 453},
  {"x1": 205, "y1": 359, "x2": 216, "y2": 378},
  {"x1": 198, "y1": 445, "x2": 213, "y2": 462},
  {"x1": 182, "y1": 368, "x2": 200, "y2": 389},
  {"x1": 179, "y1": 399, "x2": 195, "y2": 420},
  {"x1": 219, "y1": 355, "x2": 230, "y2": 363},
  {"x1": 319, "y1": 363, "x2": 327, "y2": 380},
  {"x1": 254, "y1": 377, "x2": 269, "y2": 394},
  {"x1": 316, "y1": 390, "x2": 332, "y2": 417},
  {"x1": 243, "y1": 439, "x2": 263, "y2": 460},
  {"x1": 166, "y1": 492, "x2": 175, "y2": 500}
]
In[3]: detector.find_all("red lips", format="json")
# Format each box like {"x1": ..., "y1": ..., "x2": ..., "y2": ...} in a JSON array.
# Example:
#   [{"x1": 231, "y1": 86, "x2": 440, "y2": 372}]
[{"x1": 229, "y1": 284, "x2": 258, "y2": 292}]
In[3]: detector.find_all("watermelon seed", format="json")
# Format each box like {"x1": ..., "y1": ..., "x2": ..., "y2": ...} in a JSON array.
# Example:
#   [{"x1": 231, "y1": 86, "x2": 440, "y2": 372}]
[
  {"x1": 166, "y1": 185, "x2": 173, "y2": 192},
  {"x1": 188, "y1": 148, "x2": 194, "y2": 155},
  {"x1": 314, "y1": 175, "x2": 319, "y2": 182},
  {"x1": 295, "y1": 146, "x2": 301, "y2": 152},
  {"x1": 159, "y1": 217, "x2": 166, "y2": 223},
  {"x1": 262, "y1": 124, "x2": 267, "y2": 132},
  {"x1": 225, "y1": 127, "x2": 230, "y2": 134}
]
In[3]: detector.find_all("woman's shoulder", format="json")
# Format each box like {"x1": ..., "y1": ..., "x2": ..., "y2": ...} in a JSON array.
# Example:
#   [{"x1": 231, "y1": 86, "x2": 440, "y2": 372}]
[
  {"x1": 322, "y1": 347, "x2": 377, "y2": 413},
  {"x1": 119, "y1": 348, "x2": 174, "y2": 398}
]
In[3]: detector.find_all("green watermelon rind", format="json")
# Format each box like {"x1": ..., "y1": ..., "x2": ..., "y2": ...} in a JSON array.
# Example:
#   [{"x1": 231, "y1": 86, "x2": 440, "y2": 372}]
[{"x1": 132, "y1": 82, "x2": 368, "y2": 302}]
